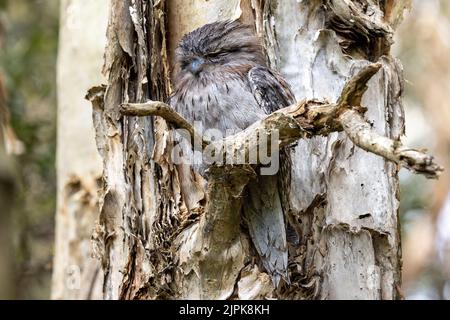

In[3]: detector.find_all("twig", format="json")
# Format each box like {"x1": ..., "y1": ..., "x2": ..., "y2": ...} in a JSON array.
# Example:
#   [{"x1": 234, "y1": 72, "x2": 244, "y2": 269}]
[
  {"x1": 340, "y1": 110, "x2": 442, "y2": 179},
  {"x1": 120, "y1": 101, "x2": 208, "y2": 149}
]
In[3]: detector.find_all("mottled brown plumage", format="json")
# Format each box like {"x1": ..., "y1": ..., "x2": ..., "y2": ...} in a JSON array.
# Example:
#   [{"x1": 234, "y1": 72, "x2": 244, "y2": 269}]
[{"x1": 169, "y1": 20, "x2": 295, "y2": 286}]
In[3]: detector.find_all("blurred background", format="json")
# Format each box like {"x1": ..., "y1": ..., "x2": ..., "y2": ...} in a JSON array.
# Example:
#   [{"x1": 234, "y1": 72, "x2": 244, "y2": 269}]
[
  {"x1": 0, "y1": 0, "x2": 449, "y2": 299},
  {"x1": 394, "y1": 0, "x2": 450, "y2": 300},
  {"x1": 0, "y1": 0, "x2": 58, "y2": 299}
]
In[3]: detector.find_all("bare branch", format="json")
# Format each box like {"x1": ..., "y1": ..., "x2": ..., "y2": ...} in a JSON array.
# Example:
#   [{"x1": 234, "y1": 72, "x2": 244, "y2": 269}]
[
  {"x1": 120, "y1": 101, "x2": 208, "y2": 149},
  {"x1": 340, "y1": 110, "x2": 442, "y2": 179},
  {"x1": 119, "y1": 63, "x2": 443, "y2": 179}
]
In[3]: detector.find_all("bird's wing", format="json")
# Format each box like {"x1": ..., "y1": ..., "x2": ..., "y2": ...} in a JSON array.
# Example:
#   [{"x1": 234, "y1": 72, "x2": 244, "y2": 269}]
[
  {"x1": 248, "y1": 67, "x2": 295, "y2": 214},
  {"x1": 248, "y1": 66, "x2": 295, "y2": 214},
  {"x1": 243, "y1": 67, "x2": 296, "y2": 287},
  {"x1": 248, "y1": 66, "x2": 296, "y2": 113}
]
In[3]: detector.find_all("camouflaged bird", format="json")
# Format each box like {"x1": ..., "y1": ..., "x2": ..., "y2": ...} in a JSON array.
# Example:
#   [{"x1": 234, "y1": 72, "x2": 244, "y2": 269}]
[{"x1": 169, "y1": 20, "x2": 295, "y2": 287}]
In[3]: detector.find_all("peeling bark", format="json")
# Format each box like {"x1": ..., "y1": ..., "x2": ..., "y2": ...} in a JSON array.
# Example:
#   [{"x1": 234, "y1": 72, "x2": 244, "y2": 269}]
[
  {"x1": 90, "y1": 0, "x2": 174, "y2": 300},
  {"x1": 262, "y1": 0, "x2": 409, "y2": 299}
]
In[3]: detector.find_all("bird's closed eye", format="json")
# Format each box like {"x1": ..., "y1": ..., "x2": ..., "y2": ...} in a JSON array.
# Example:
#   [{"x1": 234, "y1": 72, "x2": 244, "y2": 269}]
[
  {"x1": 206, "y1": 47, "x2": 243, "y2": 59},
  {"x1": 204, "y1": 51, "x2": 228, "y2": 59}
]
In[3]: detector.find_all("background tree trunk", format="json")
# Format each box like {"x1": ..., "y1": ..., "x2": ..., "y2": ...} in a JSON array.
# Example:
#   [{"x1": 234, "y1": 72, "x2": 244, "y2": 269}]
[
  {"x1": 1, "y1": 18, "x2": 19, "y2": 296},
  {"x1": 0, "y1": 81, "x2": 16, "y2": 299},
  {"x1": 0, "y1": 144, "x2": 15, "y2": 299},
  {"x1": 52, "y1": 0, "x2": 109, "y2": 300},
  {"x1": 90, "y1": 0, "x2": 410, "y2": 299}
]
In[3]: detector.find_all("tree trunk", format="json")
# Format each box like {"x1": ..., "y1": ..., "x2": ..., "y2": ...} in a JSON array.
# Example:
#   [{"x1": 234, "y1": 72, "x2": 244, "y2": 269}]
[
  {"x1": 52, "y1": 0, "x2": 109, "y2": 300},
  {"x1": 264, "y1": 0, "x2": 408, "y2": 300},
  {"x1": 90, "y1": 0, "x2": 412, "y2": 299}
]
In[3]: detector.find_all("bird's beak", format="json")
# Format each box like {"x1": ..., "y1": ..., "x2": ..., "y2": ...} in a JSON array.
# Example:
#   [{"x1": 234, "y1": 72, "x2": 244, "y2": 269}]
[{"x1": 188, "y1": 57, "x2": 205, "y2": 75}]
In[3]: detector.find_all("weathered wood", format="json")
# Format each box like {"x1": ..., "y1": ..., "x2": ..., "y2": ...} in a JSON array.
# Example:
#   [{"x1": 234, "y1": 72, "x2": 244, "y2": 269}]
[{"x1": 263, "y1": 0, "x2": 411, "y2": 299}]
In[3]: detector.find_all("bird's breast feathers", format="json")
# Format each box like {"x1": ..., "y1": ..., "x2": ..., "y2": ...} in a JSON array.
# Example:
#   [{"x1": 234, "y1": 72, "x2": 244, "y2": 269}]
[{"x1": 172, "y1": 74, "x2": 266, "y2": 134}]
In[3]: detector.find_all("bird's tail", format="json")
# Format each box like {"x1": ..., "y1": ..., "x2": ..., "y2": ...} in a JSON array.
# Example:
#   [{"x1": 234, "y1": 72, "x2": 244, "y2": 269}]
[{"x1": 243, "y1": 174, "x2": 289, "y2": 288}]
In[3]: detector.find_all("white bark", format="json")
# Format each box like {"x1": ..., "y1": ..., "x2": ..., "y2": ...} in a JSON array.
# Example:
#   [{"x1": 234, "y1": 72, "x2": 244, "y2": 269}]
[
  {"x1": 52, "y1": 0, "x2": 109, "y2": 300},
  {"x1": 264, "y1": 0, "x2": 410, "y2": 299}
]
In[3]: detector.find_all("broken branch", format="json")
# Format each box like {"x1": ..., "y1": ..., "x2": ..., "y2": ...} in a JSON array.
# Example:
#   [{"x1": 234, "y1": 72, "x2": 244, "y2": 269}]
[{"x1": 340, "y1": 110, "x2": 441, "y2": 178}]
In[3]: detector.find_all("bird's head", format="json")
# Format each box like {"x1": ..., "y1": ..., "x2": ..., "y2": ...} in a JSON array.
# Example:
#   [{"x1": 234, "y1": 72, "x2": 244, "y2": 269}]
[{"x1": 174, "y1": 20, "x2": 265, "y2": 84}]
